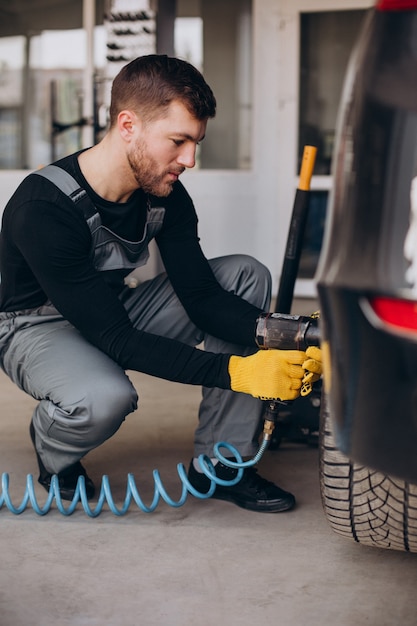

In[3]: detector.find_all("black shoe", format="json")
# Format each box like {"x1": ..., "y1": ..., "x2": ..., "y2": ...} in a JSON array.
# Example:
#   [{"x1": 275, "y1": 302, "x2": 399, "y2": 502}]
[
  {"x1": 29, "y1": 421, "x2": 95, "y2": 501},
  {"x1": 187, "y1": 460, "x2": 295, "y2": 513}
]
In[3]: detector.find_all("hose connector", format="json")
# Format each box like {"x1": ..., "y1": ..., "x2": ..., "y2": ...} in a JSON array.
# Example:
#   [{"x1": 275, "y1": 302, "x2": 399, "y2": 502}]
[{"x1": 262, "y1": 416, "x2": 276, "y2": 442}]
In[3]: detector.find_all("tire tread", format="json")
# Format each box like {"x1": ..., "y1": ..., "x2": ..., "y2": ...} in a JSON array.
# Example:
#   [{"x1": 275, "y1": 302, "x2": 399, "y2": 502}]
[{"x1": 320, "y1": 401, "x2": 417, "y2": 552}]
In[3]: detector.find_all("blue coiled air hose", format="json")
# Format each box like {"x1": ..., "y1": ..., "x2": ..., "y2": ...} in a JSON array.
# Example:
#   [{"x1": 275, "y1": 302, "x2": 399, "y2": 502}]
[{"x1": 0, "y1": 433, "x2": 272, "y2": 517}]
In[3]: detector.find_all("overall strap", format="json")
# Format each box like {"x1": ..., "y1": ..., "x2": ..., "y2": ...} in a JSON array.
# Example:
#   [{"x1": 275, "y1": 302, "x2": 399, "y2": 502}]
[{"x1": 33, "y1": 165, "x2": 97, "y2": 220}]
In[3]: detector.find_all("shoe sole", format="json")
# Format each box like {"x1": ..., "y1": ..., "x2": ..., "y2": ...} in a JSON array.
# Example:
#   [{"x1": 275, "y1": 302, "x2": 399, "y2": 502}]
[{"x1": 211, "y1": 490, "x2": 296, "y2": 513}]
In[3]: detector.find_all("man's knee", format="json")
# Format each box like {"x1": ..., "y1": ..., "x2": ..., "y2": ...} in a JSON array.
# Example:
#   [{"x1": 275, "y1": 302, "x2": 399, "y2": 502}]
[
  {"x1": 234, "y1": 254, "x2": 271, "y2": 287},
  {"x1": 210, "y1": 254, "x2": 272, "y2": 308},
  {"x1": 63, "y1": 376, "x2": 138, "y2": 447}
]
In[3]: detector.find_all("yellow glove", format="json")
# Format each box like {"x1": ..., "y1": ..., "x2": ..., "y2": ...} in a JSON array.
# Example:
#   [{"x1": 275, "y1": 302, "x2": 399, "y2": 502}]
[
  {"x1": 228, "y1": 350, "x2": 307, "y2": 401},
  {"x1": 300, "y1": 346, "x2": 323, "y2": 396}
]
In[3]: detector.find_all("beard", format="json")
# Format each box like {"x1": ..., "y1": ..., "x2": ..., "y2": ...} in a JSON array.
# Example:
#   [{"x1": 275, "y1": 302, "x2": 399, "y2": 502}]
[{"x1": 127, "y1": 138, "x2": 180, "y2": 197}]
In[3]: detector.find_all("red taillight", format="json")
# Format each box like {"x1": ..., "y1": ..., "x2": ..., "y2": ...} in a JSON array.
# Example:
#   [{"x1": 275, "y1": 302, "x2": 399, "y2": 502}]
[
  {"x1": 377, "y1": 0, "x2": 417, "y2": 10},
  {"x1": 370, "y1": 296, "x2": 417, "y2": 331}
]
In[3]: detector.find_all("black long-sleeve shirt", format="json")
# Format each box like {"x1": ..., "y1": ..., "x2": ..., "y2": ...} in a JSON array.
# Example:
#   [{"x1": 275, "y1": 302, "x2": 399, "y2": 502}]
[{"x1": 0, "y1": 153, "x2": 264, "y2": 389}]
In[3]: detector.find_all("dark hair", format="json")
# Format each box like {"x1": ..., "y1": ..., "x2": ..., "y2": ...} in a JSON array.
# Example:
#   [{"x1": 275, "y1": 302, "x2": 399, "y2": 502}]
[{"x1": 109, "y1": 54, "x2": 216, "y2": 127}]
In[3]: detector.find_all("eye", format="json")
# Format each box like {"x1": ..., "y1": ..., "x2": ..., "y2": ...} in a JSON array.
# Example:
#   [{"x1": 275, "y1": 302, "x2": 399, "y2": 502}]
[{"x1": 172, "y1": 139, "x2": 184, "y2": 146}]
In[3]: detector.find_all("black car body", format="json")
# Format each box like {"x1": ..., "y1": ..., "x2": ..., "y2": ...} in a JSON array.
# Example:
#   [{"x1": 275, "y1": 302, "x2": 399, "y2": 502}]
[{"x1": 317, "y1": 0, "x2": 417, "y2": 484}]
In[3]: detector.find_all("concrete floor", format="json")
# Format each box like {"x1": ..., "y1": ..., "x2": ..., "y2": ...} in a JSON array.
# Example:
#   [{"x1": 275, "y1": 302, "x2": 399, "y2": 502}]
[{"x1": 1, "y1": 349, "x2": 417, "y2": 625}]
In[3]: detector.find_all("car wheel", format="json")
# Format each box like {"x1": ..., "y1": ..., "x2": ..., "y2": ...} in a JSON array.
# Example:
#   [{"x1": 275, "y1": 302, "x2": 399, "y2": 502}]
[{"x1": 319, "y1": 394, "x2": 417, "y2": 552}]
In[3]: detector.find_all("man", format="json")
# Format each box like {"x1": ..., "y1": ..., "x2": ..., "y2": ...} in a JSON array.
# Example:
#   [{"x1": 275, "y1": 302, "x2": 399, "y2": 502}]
[{"x1": 0, "y1": 55, "x2": 321, "y2": 513}]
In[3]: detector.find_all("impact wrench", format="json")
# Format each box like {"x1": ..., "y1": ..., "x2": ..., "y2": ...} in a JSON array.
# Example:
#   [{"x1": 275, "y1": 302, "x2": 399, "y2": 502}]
[{"x1": 255, "y1": 311, "x2": 321, "y2": 445}]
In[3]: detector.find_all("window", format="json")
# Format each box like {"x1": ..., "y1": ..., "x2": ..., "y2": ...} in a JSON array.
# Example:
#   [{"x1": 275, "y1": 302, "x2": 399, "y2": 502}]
[
  {"x1": 0, "y1": 36, "x2": 25, "y2": 168},
  {"x1": 299, "y1": 190, "x2": 328, "y2": 279},
  {"x1": 0, "y1": 28, "x2": 106, "y2": 170},
  {"x1": 299, "y1": 10, "x2": 366, "y2": 175},
  {"x1": 29, "y1": 27, "x2": 107, "y2": 168},
  {"x1": 298, "y1": 9, "x2": 367, "y2": 279}
]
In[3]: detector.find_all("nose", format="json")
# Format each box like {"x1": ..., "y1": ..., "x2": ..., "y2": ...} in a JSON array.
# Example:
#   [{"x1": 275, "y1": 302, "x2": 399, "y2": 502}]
[{"x1": 177, "y1": 143, "x2": 196, "y2": 169}]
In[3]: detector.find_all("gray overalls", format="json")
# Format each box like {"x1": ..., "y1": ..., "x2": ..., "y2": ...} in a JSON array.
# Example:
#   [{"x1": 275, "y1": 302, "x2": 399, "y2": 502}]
[{"x1": 0, "y1": 167, "x2": 271, "y2": 474}]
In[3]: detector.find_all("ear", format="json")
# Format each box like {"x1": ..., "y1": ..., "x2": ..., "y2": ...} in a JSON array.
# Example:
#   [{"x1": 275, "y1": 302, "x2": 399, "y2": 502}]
[{"x1": 117, "y1": 110, "x2": 140, "y2": 142}]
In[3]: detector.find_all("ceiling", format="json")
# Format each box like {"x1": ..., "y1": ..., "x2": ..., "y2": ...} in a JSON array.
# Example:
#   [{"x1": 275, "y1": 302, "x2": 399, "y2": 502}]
[{"x1": 0, "y1": 0, "x2": 106, "y2": 37}]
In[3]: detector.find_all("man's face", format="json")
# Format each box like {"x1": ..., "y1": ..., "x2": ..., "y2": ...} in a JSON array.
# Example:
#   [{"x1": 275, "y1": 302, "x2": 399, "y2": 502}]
[{"x1": 127, "y1": 100, "x2": 207, "y2": 197}]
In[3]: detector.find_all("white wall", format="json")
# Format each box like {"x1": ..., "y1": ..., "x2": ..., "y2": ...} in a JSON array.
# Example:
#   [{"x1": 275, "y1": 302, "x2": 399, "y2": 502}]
[{"x1": 0, "y1": 171, "x2": 31, "y2": 209}]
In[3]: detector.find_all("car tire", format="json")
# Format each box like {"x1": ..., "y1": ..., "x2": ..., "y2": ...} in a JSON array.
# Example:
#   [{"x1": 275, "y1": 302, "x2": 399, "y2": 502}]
[{"x1": 319, "y1": 394, "x2": 417, "y2": 552}]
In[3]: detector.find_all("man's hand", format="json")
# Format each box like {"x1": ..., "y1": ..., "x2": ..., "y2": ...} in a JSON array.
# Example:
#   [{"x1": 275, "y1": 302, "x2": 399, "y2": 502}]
[
  {"x1": 301, "y1": 346, "x2": 323, "y2": 396},
  {"x1": 228, "y1": 350, "x2": 307, "y2": 401}
]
